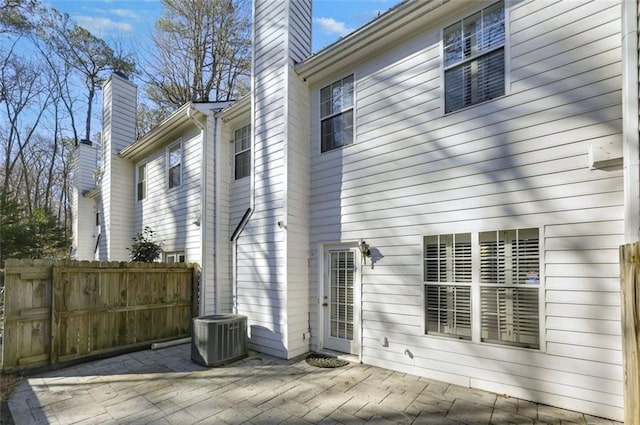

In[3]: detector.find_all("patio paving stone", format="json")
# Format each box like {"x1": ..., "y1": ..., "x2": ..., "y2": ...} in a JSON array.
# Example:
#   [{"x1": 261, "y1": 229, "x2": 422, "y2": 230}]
[{"x1": 6, "y1": 343, "x2": 625, "y2": 425}]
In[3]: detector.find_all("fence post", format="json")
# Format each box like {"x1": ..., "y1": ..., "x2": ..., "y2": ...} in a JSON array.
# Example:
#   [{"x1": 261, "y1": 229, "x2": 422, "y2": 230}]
[{"x1": 620, "y1": 243, "x2": 640, "y2": 425}]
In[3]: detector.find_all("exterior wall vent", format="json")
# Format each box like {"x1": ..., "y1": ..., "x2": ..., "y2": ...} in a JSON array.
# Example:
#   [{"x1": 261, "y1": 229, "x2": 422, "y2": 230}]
[{"x1": 191, "y1": 314, "x2": 248, "y2": 366}]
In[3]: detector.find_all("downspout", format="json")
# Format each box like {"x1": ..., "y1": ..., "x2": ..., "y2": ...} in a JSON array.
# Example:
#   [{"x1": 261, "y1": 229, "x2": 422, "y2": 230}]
[
  {"x1": 359, "y1": 252, "x2": 364, "y2": 364},
  {"x1": 187, "y1": 106, "x2": 207, "y2": 315},
  {"x1": 622, "y1": 0, "x2": 640, "y2": 243},
  {"x1": 212, "y1": 112, "x2": 222, "y2": 314}
]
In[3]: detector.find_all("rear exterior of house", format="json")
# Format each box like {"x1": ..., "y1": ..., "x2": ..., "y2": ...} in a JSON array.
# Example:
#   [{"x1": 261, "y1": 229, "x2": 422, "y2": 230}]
[
  {"x1": 70, "y1": 0, "x2": 635, "y2": 420},
  {"x1": 297, "y1": 0, "x2": 625, "y2": 420}
]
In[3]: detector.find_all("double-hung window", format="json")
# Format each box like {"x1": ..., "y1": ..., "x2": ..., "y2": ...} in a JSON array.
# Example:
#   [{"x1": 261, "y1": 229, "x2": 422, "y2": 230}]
[
  {"x1": 137, "y1": 163, "x2": 146, "y2": 201},
  {"x1": 443, "y1": 1, "x2": 505, "y2": 113},
  {"x1": 480, "y1": 229, "x2": 540, "y2": 348},
  {"x1": 320, "y1": 75, "x2": 354, "y2": 152},
  {"x1": 424, "y1": 234, "x2": 472, "y2": 339},
  {"x1": 234, "y1": 124, "x2": 251, "y2": 180},
  {"x1": 424, "y1": 228, "x2": 540, "y2": 349},
  {"x1": 167, "y1": 141, "x2": 182, "y2": 189}
]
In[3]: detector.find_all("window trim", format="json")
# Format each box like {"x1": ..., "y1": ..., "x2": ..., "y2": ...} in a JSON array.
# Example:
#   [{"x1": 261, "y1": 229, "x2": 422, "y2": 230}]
[
  {"x1": 167, "y1": 139, "x2": 182, "y2": 190},
  {"x1": 164, "y1": 250, "x2": 186, "y2": 263},
  {"x1": 233, "y1": 124, "x2": 251, "y2": 180},
  {"x1": 440, "y1": 0, "x2": 510, "y2": 114},
  {"x1": 136, "y1": 161, "x2": 147, "y2": 201},
  {"x1": 423, "y1": 227, "x2": 544, "y2": 351},
  {"x1": 319, "y1": 73, "x2": 355, "y2": 153},
  {"x1": 424, "y1": 233, "x2": 472, "y2": 340}
]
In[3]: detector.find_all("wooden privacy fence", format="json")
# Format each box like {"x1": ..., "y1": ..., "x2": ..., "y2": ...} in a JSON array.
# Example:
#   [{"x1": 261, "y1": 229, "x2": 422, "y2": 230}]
[
  {"x1": 1, "y1": 259, "x2": 199, "y2": 373},
  {"x1": 620, "y1": 243, "x2": 640, "y2": 425}
]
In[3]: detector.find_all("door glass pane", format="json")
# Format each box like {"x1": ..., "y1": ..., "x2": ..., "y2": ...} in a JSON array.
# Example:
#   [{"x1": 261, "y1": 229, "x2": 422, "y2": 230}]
[{"x1": 329, "y1": 251, "x2": 355, "y2": 340}]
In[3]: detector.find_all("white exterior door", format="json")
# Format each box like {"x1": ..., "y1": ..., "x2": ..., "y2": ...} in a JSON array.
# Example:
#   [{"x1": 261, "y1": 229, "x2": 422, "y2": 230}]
[{"x1": 323, "y1": 247, "x2": 361, "y2": 354}]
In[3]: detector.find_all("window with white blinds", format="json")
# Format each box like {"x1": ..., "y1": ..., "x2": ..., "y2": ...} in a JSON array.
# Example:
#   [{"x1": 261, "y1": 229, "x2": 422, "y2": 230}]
[
  {"x1": 330, "y1": 251, "x2": 355, "y2": 340},
  {"x1": 480, "y1": 229, "x2": 539, "y2": 348},
  {"x1": 443, "y1": 1, "x2": 505, "y2": 113},
  {"x1": 424, "y1": 233, "x2": 472, "y2": 339},
  {"x1": 424, "y1": 228, "x2": 541, "y2": 349}
]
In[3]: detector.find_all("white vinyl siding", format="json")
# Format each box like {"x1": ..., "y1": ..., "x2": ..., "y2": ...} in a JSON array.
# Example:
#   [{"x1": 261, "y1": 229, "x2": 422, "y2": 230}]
[
  {"x1": 443, "y1": 1, "x2": 505, "y2": 113},
  {"x1": 133, "y1": 128, "x2": 203, "y2": 267},
  {"x1": 243, "y1": 0, "x2": 311, "y2": 359},
  {"x1": 320, "y1": 75, "x2": 354, "y2": 152},
  {"x1": 100, "y1": 75, "x2": 136, "y2": 261},
  {"x1": 308, "y1": 0, "x2": 623, "y2": 420}
]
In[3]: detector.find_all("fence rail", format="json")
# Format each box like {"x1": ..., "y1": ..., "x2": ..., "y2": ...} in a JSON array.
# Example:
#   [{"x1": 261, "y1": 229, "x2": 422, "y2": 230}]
[{"x1": 1, "y1": 259, "x2": 199, "y2": 373}]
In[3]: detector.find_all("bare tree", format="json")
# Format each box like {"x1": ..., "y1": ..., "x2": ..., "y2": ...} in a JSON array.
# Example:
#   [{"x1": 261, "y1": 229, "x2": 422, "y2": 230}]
[
  {"x1": 0, "y1": 41, "x2": 51, "y2": 212},
  {"x1": 144, "y1": 0, "x2": 251, "y2": 110},
  {"x1": 0, "y1": 2, "x2": 135, "y2": 261},
  {"x1": 35, "y1": 8, "x2": 135, "y2": 144}
]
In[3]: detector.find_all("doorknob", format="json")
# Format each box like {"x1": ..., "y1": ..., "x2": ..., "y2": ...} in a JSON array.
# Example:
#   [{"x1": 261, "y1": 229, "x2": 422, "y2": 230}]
[{"x1": 322, "y1": 302, "x2": 328, "y2": 307}]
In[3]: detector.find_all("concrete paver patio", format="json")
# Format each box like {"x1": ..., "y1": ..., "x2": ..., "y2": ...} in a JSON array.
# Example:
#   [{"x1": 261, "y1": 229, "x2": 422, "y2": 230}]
[{"x1": 6, "y1": 343, "x2": 622, "y2": 424}]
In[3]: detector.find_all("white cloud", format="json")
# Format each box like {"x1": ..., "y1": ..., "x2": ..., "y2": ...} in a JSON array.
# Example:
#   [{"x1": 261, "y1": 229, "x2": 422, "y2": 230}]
[
  {"x1": 109, "y1": 8, "x2": 138, "y2": 19},
  {"x1": 314, "y1": 17, "x2": 354, "y2": 36},
  {"x1": 74, "y1": 16, "x2": 133, "y2": 37}
]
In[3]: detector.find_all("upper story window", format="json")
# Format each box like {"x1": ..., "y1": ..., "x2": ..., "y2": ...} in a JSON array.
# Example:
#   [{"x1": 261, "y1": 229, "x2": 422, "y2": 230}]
[
  {"x1": 137, "y1": 162, "x2": 147, "y2": 201},
  {"x1": 443, "y1": 1, "x2": 505, "y2": 113},
  {"x1": 234, "y1": 124, "x2": 251, "y2": 180},
  {"x1": 320, "y1": 75, "x2": 354, "y2": 152},
  {"x1": 167, "y1": 141, "x2": 182, "y2": 189}
]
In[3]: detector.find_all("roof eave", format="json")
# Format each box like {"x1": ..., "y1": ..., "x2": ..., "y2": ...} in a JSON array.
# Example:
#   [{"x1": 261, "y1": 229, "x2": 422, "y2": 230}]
[
  {"x1": 119, "y1": 103, "x2": 200, "y2": 160},
  {"x1": 219, "y1": 95, "x2": 251, "y2": 123},
  {"x1": 296, "y1": 0, "x2": 454, "y2": 84}
]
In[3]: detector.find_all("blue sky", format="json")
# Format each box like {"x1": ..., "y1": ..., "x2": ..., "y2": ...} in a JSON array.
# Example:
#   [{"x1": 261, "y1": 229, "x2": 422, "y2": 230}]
[{"x1": 45, "y1": 0, "x2": 403, "y2": 53}]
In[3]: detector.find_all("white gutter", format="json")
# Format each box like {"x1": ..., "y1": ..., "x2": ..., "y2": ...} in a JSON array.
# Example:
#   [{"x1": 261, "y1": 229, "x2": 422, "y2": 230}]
[
  {"x1": 187, "y1": 106, "x2": 207, "y2": 315},
  {"x1": 622, "y1": 0, "x2": 640, "y2": 243}
]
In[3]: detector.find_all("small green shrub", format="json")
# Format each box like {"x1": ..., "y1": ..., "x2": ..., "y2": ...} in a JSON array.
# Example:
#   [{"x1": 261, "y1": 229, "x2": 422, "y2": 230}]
[{"x1": 129, "y1": 226, "x2": 162, "y2": 262}]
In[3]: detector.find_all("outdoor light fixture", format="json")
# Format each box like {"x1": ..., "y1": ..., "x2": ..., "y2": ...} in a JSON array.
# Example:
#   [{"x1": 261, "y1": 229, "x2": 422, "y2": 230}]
[{"x1": 358, "y1": 239, "x2": 371, "y2": 258}]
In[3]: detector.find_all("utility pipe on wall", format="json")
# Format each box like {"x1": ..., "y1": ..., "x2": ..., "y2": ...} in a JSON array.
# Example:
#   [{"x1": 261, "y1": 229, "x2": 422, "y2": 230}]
[{"x1": 187, "y1": 106, "x2": 208, "y2": 315}]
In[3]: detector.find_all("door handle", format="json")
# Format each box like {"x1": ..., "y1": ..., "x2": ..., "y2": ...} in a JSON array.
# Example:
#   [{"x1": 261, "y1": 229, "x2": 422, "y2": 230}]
[{"x1": 322, "y1": 303, "x2": 328, "y2": 307}]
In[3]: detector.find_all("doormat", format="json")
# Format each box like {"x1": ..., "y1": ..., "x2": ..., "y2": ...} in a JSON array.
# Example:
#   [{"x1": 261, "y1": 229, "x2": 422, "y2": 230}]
[{"x1": 305, "y1": 353, "x2": 349, "y2": 368}]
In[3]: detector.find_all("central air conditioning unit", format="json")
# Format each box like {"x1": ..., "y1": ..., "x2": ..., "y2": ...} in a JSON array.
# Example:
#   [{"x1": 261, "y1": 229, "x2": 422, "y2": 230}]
[{"x1": 191, "y1": 314, "x2": 248, "y2": 367}]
